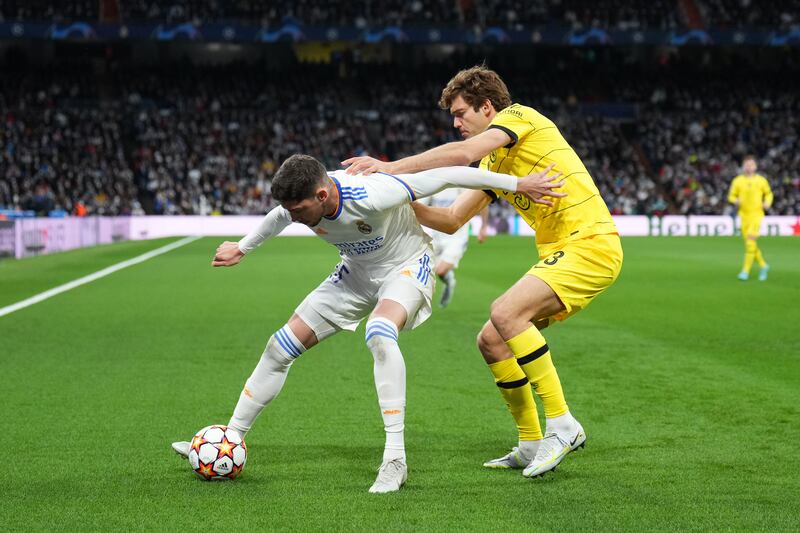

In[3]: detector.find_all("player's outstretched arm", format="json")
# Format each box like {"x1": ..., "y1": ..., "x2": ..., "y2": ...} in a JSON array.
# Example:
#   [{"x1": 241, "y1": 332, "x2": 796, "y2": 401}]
[
  {"x1": 515, "y1": 163, "x2": 568, "y2": 207},
  {"x1": 411, "y1": 190, "x2": 490, "y2": 234},
  {"x1": 342, "y1": 128, "x2": 510, "y2": 175},
  {"x1": 212, "y1": 241, "x2": 244, "y2": 267},
  {"x1": 212, "y1": 206, "x2": 292, "y2": 267}
]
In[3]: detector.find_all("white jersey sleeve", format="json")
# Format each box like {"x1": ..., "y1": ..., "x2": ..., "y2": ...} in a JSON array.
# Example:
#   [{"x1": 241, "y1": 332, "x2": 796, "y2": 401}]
[
  {"x1": 368, "y1": 167, "x2": 517, "y2": 211},
  {"x1": 238, "y1": 205, "x2": 292, "y2": 254}
]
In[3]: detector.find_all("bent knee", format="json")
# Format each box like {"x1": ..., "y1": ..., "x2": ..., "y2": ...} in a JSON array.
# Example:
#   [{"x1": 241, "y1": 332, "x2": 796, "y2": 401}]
[
  {"x1": 489, "y1": 298, "x2": 511, "y2": 327},
  {"x1": 477, "y1": 326, "x2": 508, "y2": 364}
]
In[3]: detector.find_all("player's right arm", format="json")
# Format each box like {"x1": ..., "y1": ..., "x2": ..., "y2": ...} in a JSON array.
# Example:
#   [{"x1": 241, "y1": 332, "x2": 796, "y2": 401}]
[
  {"x1": 212, "y1": 206, "x2": 292, "y2": 267},
  {"x1": 727, "y1": 177, "x2": 740, "y2": 208},
  {"x1": 342, "y1": 128, "x2": 510, "y2": 175},
  {"x1": 411, "y1": 190, "x2": 491, "y2": 234}
]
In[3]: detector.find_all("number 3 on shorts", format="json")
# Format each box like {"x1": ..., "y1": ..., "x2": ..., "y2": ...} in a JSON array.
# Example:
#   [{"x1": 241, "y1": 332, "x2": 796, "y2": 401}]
[{"x1": 543, "y1": 251, "x2": 565, "y2": 266}]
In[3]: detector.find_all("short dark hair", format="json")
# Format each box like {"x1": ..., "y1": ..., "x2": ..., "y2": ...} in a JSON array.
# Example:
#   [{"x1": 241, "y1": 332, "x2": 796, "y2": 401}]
[
  {"x1": 743, "y1": 154, "x2": 757, "y2": 163},
  {"x1": 439, "y1": 65, "x2": 512, "y2": 112},
  {"x1": 271, "y1": 154, "x2": 328, "y2": 203}
]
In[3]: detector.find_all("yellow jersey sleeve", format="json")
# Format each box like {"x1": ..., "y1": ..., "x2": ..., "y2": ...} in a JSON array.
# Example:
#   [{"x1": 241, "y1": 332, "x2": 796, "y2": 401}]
[
  {"x1": 762, "y1": 176, "x2": 774, "y2": 208},
  {"x1": 488, "y1": 105, "x2": 536, "y2": 149},
  {"x1": 480, "y1": 103, "x2": 616, "y2": 245},
  {"x1": 727, "y1": 176, "x2": 741, "y2": 204}
]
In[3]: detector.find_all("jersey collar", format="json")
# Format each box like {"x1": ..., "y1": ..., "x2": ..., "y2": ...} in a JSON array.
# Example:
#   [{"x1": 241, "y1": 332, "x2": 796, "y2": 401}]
[{"x1": 324, "y1": 175, "x2": 343, "y2": 220}]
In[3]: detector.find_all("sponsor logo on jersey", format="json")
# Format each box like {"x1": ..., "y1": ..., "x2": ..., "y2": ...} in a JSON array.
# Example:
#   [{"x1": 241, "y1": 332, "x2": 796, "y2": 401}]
[
  {"x1": 513, "y1": 193, "x2": 531, "y2": 210},
  {"x1": 502, "y1": 106, "x2": 524, "y2": 118},
  {"x1": 332, "y1": 236, "x2": 385, "y2": 255},
  {"x1": 356, "y1": 220, "x2": 373, "y2": 234}
]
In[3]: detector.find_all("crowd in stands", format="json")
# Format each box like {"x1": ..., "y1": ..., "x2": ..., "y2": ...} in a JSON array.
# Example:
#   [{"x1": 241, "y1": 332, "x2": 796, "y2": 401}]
[
  {"x1": 1, "y1": 61, "x2": 798, "y2": 218},
  {"x1": 0, "y1": 0, "x2": 705, "y2": 31},
  {"x1": 0, "y1": 0, "x2": 681, "y2": 29},
  {"x1": 3, "y1": 1, "x2": 799, "y2": 30},
  {"x1": 697, "y1": 0, "x2": 800, "y2": 30}
]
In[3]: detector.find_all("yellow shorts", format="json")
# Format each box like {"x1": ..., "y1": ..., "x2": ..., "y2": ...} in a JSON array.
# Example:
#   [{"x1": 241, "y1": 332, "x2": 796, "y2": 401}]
[
  {"x1": 528, "y1": 233, "x2": 623, "y2": 322},
  {"x1": 740, "y1": 215, "x2": 763, "y2": 239}
]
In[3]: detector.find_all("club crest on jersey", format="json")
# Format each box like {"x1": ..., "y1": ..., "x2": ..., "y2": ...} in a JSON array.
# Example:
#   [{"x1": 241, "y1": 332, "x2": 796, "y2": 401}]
[
  {"x1": 513, "y1": 193, "x2": 531, "y2": 210},
  {"x1": 489, "y1": 151, "x2": 498, "y2": 163},
  {"x1": 356, "y1": 220, "x2": 373, "y2": 234}
]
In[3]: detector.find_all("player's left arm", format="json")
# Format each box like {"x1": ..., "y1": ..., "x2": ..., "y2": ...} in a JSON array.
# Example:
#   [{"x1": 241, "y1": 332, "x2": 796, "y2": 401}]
[
  {"x1": 342, "y1": 128, "x2": 510, "y2": 175},
  {"x1": 411, "y1": 190, "x2": 491, "y2": 234},
  {"x1": 398, "y1": 164, "x2": 565, "y2": 204},
  {"x1": 762, "y1": 177, "x2": 774, "y2": 210}
]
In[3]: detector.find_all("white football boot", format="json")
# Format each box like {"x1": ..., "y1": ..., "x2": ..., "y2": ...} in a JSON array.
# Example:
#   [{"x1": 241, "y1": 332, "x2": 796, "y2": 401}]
[
  {"x1": 523, "y1": 433, "x2": 571, "y2": 477},
  {"x1": 171, "y1": 441, "x2": 191, "y2": 458},
  {"x1": 369, "y1": 459, "x2": 408, "y2": 493},
  {"x1": 564, "y1": 421, "x2": 587, "y2": 452},
  {"x1": 482, "y1": 446, "x2": 535, "y2": 469}
]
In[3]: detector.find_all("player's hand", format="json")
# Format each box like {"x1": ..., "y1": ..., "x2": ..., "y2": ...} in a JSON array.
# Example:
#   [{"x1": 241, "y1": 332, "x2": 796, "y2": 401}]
[
  {"x1": 516, "y1": 163, "x2": 567, "y2": 207},
  {"x1": 212, "y1": 241, "x2": 244, "y2": 267},
  {"x1": 763, "y1": 202, "x2": 769, "y2": 211},
  {"x1": 341, "y1": 155, "x2": 391, "y2": 175}
]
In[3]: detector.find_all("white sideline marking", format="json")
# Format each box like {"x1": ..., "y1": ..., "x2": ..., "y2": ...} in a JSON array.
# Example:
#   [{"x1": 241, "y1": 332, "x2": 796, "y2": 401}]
[{"x1": 0, "y1": 236, "x2": 201, "y2": 318}]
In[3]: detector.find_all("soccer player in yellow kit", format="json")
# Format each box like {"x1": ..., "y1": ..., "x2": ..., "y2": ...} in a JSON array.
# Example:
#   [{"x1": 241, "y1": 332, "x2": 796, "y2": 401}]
[
  {"x1": 728, "y1": 155, "x2": 773, "y2": 281},
  {"x1": 344, "y1": 66, "x2": 623, "y2": 477}
]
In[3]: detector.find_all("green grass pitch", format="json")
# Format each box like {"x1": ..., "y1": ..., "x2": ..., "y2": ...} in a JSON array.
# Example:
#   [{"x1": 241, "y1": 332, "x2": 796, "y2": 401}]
[{"x1": 1, "y1": 235, "x2": 798, "y2": 531}]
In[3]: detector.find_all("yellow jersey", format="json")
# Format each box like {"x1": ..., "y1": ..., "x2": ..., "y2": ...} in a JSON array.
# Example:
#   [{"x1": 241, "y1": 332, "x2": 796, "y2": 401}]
[
  {"x1": 727, "y1": 174, "x2": 773, "y2": 217},
  {"x1": 480, "y1": 103, "x2": 616, "y2": 245}
]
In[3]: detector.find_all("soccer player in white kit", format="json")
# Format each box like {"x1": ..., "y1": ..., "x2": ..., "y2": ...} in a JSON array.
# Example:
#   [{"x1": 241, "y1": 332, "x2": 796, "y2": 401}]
[{"x1": 171, "y1": 154, "x2": 564, "y2": 493}]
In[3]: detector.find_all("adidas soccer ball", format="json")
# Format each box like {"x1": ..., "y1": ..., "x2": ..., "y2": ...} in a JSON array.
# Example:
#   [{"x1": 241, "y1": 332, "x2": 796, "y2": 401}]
[{"x1": 188, "y1": 425, "x2": 247, "y2": 480}]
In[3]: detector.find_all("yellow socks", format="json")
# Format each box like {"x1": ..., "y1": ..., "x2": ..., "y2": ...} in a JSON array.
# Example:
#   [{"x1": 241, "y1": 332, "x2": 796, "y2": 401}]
[
  {"x1": 743, "y1": 239, "x2": 757, "y2": 273},
  {"x1": 506, "y1": 326, "x2": 569, "y2": 418},
  {"x1": 754, "y1": 245, "x2": 766, "y2": 268},
  {"x1": 488, "y1": 358, "x2": 542, "y2": 441}
]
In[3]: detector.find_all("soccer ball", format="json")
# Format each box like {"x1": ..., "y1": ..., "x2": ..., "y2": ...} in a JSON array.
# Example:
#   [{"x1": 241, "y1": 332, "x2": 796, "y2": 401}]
[{"x1": 187, "y1": 425, "x2": 247, "y2": 480}]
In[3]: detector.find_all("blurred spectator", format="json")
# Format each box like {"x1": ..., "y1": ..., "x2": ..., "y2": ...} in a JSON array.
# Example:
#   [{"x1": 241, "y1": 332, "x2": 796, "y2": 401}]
[{"x1": 1, "y1": 61, "x2": 797, "y2": 217}]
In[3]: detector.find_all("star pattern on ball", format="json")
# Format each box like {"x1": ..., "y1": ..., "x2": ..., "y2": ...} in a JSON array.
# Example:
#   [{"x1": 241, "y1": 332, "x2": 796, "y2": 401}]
[
  {"x1": 197, "y1": 462, "x2": 215, "y2": 479},
  {"x1": 216, "y1": 438, "x2": 235, "y2": 459}
]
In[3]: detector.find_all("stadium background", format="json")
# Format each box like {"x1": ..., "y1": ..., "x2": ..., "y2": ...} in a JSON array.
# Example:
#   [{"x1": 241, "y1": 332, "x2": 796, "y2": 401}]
[{"x1": 1, "y1": 1, "x2": 798, "y2": 531}]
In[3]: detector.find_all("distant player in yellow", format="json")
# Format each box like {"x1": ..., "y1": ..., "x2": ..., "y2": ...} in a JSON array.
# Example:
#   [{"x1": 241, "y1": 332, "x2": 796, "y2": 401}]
[
  {"x1": 728, "y1": 155, "x2": 773, "y2": 281},
  {"x1": 343, "y1": 66, "x2": 623, "y2": 478}
]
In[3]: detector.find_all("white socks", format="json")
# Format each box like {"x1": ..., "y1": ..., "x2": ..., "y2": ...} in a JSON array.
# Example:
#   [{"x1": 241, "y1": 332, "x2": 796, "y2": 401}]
[
  {"x1": 545, "y1": 412, "x2": 578, "y2": 436},
  {"x1": 365, "y1": 318, "x2": 406, "y2": 463},
  {"x1": 228, "y1": 326, "x2": 306, "y2": 436},
  {"x1": 518, "y1": 440, "x2": 540, "y2": 460}
]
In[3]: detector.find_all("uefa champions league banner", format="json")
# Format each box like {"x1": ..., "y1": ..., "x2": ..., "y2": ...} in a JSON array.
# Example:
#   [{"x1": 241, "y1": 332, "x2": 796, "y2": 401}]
[{"x1": 3, "y1": 215, "x2": 798, "y2": 258}]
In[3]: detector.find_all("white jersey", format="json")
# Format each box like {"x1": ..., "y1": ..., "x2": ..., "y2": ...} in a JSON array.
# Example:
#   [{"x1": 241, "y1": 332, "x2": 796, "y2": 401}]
[{"x1": 238, "y1": 167, "x2": 517, "y2": 278}]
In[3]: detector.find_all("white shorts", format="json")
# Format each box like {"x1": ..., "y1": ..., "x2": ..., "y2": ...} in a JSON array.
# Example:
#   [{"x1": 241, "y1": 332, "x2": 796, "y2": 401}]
[
  {"x1": 432, "y1": 231, "x2": 468, "y2": 268},
  {"x1": 295, "y1": 249, "x2": 435, "y2": 339}
]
